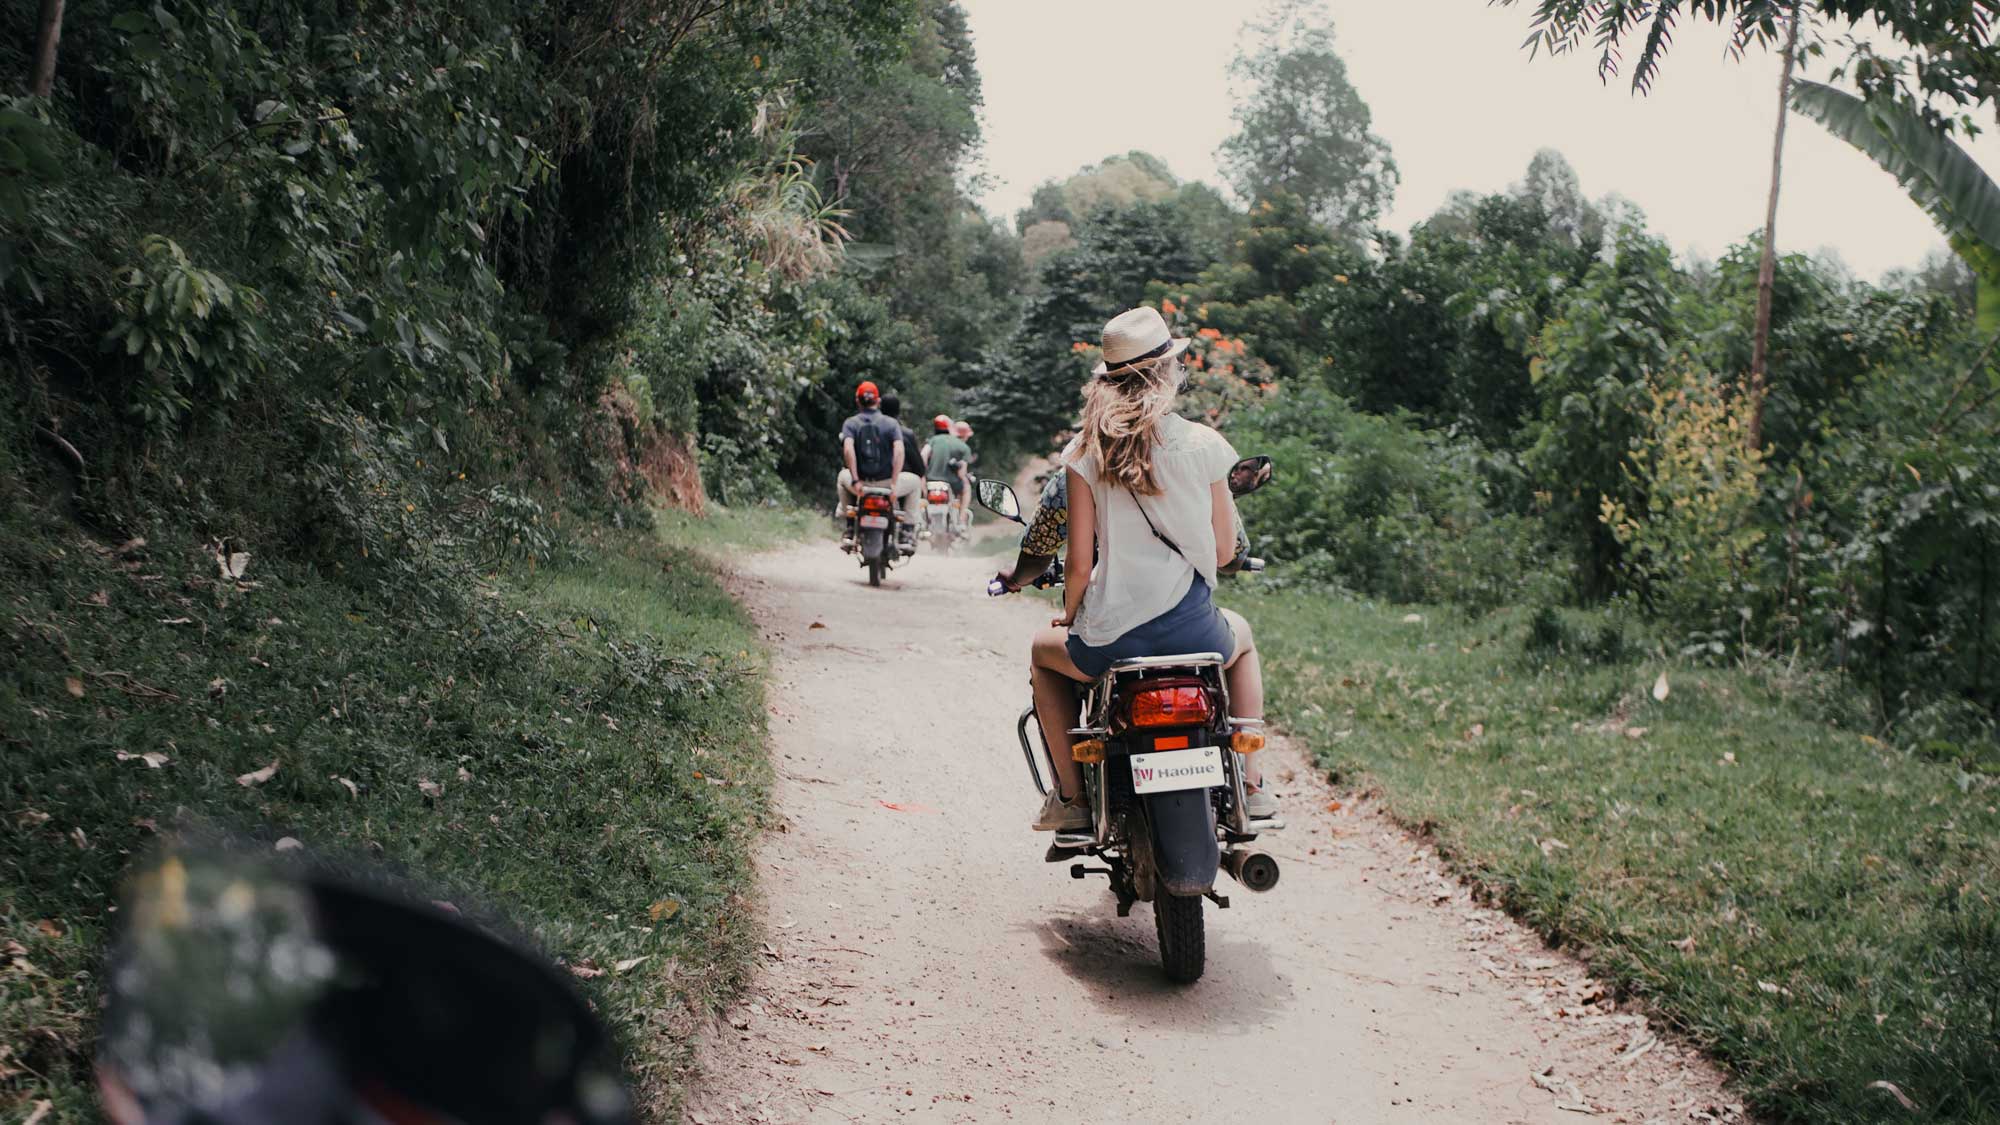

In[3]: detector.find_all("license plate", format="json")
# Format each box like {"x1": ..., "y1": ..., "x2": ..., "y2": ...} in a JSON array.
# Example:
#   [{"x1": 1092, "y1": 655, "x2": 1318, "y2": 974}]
[
  {"x1": 859, "y1": 515, "x2": 889, "y2": 529},
  {"x1": 1129, "y1": 746, "x2": 1225, "y2": 794}
]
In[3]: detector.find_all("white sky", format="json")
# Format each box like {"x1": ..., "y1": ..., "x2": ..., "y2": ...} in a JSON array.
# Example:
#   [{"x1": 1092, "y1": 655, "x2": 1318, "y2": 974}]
[{"x1": 961, "y1": 0, "x2": 2000, "y2": 281}]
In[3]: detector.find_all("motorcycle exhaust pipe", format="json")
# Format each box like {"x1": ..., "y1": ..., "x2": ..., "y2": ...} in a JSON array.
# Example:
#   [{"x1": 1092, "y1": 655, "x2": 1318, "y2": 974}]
[{"x1": 1223, "y1": 849, "x2": 1280, "y2": 893}]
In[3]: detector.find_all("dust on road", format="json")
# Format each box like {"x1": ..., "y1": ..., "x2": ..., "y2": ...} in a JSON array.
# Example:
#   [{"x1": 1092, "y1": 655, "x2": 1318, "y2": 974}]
[{"x1": 686, "y1": 541, "x2": 1739, "y2": 1124}]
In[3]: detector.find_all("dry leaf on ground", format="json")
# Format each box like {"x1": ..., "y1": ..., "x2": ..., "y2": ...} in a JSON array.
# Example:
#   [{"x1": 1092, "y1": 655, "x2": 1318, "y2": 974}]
[
  {"x1": 64, "y1": 677, "x2": 84, "y2": 698},
  {"x1": 614, "y1": 955, "x2": 649, "y2": 974},
  {"x1": 1652, "y1": 672, "x2": 1671, "y2": 702},
  {"x1": 418, "y1": 779, "x2": 444, "y2": 799},
  {"x1": 1867, "y1": 1080, "x2": 1918, "y2": 1111},
  {"x1": 236, "y1": 760, "x2": 280, "y2": 786},
  {"x1": 116, "y1": 751, "x2": 170, "y2": 769},
  {"x1": 569, "y1": 960, "x2": 604, "y2": 979}
]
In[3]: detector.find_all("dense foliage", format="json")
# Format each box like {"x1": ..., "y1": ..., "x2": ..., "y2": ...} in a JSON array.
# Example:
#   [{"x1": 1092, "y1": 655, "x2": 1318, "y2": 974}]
[{"x1": 966, "y1": 11, "x2": 2000, "y2": 752}]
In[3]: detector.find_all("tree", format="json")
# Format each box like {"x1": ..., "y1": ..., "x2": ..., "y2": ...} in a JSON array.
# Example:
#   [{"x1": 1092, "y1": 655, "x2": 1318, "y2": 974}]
[
  {"x1": 1498, "y1": 0, "x2": 2000, "y2": 132},
  {"x1": 1015, "y1": 151, "x2": 1179, "y2": 231},
  {"x1": 1790, "y1": 76, "x2": 2000, "y2": 434},
  {"x1": 970, "y1": 201, "x2": 1205, "y2": 457},
  {"x1": 1790, "y1": 78, "x2": 2000, "y2": 336},
  {"x1": 1515, "y1": 149, "x2": 1603, "y2": 248},
  {"x1": 791, "y1": 0, "x2": 1022, "y2": 387},
  {"x1": 1217, "y1": 0, "x2": 1397, "y2": 234},
  {"x1": 1748, "y1": 3, "x2": 1804, "y2": 450},
  {"x1": 30, "y1": 0, "x2": 64, "y2": 96},
  {"x1": 1499, "y1": 0, "x2": 1810, "y2": 449}
]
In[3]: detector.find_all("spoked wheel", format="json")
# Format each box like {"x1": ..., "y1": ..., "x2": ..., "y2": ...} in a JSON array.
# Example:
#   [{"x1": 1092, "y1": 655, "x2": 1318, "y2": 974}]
[{"x1": 1154, "y1": 892, "x2": 1205, "y2": 983}]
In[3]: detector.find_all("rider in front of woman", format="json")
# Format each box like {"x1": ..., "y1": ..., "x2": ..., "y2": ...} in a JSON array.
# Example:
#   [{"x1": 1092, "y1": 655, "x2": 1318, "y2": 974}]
[{"x1": 1029, "y1": 305, "x2": 1276, "y2": 832}]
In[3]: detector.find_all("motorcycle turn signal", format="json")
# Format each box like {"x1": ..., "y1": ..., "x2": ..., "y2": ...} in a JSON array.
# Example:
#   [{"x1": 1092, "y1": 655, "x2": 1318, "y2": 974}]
[
  {"x1": 1070, "y1": 738, "x2": 1106, "y2": 764},
  {"x1": 1230, "y1": 729, "x2": 1266, "y2": 755}
]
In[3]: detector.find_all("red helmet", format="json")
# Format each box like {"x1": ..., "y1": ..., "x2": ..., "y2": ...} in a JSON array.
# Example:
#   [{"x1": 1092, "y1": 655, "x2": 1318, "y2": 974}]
[
  {"x1": 855, "y1": 380, "x2": 879, "y2": 405},
  {"x1": 933, "y1": 414, "x2": 952, "y2": 432}
]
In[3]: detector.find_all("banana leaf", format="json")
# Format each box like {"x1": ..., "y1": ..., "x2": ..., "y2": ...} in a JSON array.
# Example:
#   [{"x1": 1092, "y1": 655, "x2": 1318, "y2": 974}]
[{"x1": 1791, "y1": 78, "x2": 2000, "y2": 340}]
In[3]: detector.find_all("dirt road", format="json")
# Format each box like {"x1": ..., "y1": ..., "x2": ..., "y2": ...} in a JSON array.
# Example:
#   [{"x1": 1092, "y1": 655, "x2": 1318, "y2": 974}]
[{"x1": 687, "y1": 541, "x2": 1739, "y2": 1124}]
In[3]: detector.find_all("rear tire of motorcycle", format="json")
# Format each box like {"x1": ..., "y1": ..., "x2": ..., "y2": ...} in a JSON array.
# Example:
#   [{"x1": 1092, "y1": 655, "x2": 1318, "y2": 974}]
[
  {"x1": 1154, "y1": 892, "x2": 1205, "y2": 983},
  {"x1": 867, "y1": 555, "x2": 885, "y2": 587}
]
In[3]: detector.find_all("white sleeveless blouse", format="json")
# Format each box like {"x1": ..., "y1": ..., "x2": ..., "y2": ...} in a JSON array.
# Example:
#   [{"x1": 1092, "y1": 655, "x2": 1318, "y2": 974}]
[{"x1": 1063, "y1": 414, "x2": 1239, "y2": 647}]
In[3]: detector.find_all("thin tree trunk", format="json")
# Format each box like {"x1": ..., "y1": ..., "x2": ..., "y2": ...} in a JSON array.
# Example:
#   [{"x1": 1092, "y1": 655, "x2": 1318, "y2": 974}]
[
  {"x1": 30, "y1": 0, "x2": 66, "y2": 96},
  {"x1": 1747, "y1": 3, "x2": 1803, "y2": 451}
]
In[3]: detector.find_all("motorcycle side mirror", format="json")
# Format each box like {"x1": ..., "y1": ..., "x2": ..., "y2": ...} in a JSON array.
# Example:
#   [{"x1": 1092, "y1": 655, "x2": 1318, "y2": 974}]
[
  {"x1": 1228, "y1": 455, "x2": 1274, "y2": 497},
  {"x1": 976, "y1": 478, "x2": 1024, "y2": 523},
  {"x1": 96, "y1": 852, "x2": 632, "y2": 1125}
]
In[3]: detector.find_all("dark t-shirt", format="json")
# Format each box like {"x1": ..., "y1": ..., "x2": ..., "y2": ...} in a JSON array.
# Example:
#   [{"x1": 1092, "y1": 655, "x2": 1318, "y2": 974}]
[
  {"x1": 840, "y1": 409, "x2": 902, "y2": 480},
  {"x1": 896, "y1": 424, "x2": 921, "y2": 475}
]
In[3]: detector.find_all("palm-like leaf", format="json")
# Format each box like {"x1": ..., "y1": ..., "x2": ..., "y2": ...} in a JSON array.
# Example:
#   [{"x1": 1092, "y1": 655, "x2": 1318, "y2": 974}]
[{"x1": 1791, "y1": 77, "x2": 2000, "y2": 334}]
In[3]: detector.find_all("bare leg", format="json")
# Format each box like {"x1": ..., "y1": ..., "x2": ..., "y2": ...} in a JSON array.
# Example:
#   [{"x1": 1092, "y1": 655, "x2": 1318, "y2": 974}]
[
  {"x1": 1221, "y1": 608, "x2": 1265, "y2": 789},
  {"x1": 1030, "y1": 625, "x2": 1090, "y2": 800}
]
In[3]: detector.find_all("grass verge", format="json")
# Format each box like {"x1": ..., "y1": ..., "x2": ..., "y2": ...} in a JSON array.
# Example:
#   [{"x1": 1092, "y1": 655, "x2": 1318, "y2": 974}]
[
  {"x1": 1233, "y1": 584, "x2": 2000, "y2": 1124},
  {"x1": 0, "y1": 500, "x2": 800, "y2": 1121}
]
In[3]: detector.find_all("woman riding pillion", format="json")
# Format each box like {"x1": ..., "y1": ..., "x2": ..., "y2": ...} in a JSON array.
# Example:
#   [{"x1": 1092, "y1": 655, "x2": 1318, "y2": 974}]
[{"x1": 1024, "y1": 306, "x2": 1276, "y2": 833}]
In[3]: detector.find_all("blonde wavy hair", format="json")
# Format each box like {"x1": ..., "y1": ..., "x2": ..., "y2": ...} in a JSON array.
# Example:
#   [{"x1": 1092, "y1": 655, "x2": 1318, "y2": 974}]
[{"x1": 1075, "y1": 354, "x2": 1183, "y2": 496}]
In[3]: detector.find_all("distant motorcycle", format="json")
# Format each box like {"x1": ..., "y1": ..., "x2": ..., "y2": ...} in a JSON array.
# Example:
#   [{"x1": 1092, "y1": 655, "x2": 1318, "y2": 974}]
[
  {"x1": 923, "y1": 479, "x2": 960, "y2": 554},
  {"x1": 978, "y1": 454, "x2": 1278, "y2": 983},
  {"x1": 841, "y1": 484, "x2": 912, "y2": 587}
]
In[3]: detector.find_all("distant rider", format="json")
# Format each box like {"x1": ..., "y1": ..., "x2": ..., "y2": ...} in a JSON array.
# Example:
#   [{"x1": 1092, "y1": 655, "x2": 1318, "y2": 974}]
[
  {"x1": 924, "y1": 415, "x2": 973, "y2": 535},
  {"x1": 879, "y1": 392, "x2": 925, "y2": 553},
  {"x1": 835, "y1": 381, "x2": 919, "y2": 550},
  {"x1": 951, "y1": 419, "x2": 978, "y2": 531}
]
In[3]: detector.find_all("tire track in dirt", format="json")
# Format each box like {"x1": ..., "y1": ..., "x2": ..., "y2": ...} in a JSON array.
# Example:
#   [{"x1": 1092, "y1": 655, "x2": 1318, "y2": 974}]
[{"x1": 686, "y1": 541, "x2": 1742, "y2": 1124}]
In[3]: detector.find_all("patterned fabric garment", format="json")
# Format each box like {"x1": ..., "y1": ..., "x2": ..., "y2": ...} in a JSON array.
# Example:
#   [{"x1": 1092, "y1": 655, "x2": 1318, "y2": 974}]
[{"x1": 1021, "y1": 470, "x2": 1069, "y2": 556}]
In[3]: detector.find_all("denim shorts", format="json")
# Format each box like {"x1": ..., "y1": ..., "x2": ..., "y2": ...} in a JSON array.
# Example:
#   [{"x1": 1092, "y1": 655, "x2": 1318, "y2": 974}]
[{"x1": 1066, "y1": 577, "x2": 1236, "y2": 679}]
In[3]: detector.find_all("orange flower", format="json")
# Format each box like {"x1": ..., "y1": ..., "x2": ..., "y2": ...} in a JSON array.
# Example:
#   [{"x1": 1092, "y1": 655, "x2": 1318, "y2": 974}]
[
  {"x1": 1196, "y1": 327, "x2": 1222, "y2": 340},
  {"x1": 1160, "y1": 298, "x2": 1178, "y2": 315},
  {"x1": 1071, "y1": 341, "x2": 1092, "y2": 353}
]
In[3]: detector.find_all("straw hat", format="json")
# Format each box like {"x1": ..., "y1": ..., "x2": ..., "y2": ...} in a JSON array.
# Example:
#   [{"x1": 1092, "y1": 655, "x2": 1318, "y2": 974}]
[{"x1": 1092, "y1": 306, "x2": 1190, "y2": 377}]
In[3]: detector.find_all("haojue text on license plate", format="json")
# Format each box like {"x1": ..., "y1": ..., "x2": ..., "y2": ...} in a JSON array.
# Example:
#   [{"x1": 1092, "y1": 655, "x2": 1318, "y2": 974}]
[{"x1": 1129, "y1": 746, "x2": 1225, "y2": 794}]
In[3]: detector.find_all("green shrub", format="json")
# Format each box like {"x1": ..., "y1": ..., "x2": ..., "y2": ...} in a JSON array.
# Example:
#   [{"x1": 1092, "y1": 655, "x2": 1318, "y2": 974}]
[{"x1": 1228, "y1": 385, "x2": 1557, "y2": 611}]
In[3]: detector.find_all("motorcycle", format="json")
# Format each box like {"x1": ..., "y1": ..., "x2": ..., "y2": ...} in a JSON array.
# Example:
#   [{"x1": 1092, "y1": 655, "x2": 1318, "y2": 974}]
[
  {"x1": 96, "y1": 850, "x2": 630, "y2": 1124},
  {"x1": 976, "y1": 454, "x2": 1278, "y2": 983},
  {"x1": 840, "y1": 483, "x2": 913, "y2": 586},
  {"x1": 923, "y1": 479, "x2": 959, "y2": 553}
]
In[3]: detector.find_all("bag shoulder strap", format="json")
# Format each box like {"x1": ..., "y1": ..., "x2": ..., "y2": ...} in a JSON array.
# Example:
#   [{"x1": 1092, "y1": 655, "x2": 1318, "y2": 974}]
[{"x1": 1126, "y1": 488, "x2": 1188, "y2": 564}]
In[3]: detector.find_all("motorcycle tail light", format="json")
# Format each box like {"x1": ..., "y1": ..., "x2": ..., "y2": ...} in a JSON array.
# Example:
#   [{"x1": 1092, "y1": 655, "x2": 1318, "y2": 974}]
[
  {"x1": 926, "y1": 485, "x2": 951, "y2": 503},
  {"x1": 1126, "y1": 684, "x2": 1213, "y2": 729},
  {"x1": 860, "y1": 493, "x2": 892, "y2": 513}
]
